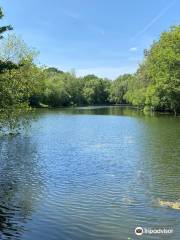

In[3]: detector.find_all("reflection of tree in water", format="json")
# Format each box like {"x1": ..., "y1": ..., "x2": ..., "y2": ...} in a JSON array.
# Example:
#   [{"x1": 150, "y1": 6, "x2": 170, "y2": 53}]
[
  {"x1": 66, "y1": 106, "x2": 143, "y2": 116},
  {"x1": 0, "y1": 135, "x2": 43, "y2": 239},
  {"x1": 135, "y1": 117, "x2": 180, "y2": 201}
]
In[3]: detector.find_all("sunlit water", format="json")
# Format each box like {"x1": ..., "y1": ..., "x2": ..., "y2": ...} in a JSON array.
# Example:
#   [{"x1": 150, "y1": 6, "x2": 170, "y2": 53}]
[{"x1": 0, "y1": 106, "x2": 180, "y2": 240}]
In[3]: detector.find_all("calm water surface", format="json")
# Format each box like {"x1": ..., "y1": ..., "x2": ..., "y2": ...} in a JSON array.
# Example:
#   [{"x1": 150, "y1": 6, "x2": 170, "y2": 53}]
[{"x1": 0, "y1": 106, "x2": 180, "y2": 240}]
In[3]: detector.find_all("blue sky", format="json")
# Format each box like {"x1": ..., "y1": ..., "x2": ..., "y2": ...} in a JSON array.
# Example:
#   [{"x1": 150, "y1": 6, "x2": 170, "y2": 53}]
[{"x1": 1, "y1": 0, "x2": 180, "y2": 79}]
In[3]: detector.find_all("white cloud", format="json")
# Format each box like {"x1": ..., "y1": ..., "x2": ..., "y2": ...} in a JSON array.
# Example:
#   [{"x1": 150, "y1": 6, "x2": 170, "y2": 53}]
[
  {"x1": 129, "y1": 47, "x2": 138, "y2": 52},
  {"x1": 76, "y1": 66, "x2": 138, "y2": 79}
]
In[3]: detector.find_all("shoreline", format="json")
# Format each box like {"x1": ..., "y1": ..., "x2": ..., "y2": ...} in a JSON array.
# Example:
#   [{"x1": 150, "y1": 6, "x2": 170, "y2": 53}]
[{"x1": 32, "y1": 104, "x2": 180, "y2": 116}]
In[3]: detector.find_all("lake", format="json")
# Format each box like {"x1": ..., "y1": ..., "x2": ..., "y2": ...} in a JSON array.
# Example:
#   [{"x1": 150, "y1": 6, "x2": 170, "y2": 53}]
[{"x1": 0, "y1": 106, "x2": 180, "y2": 240}]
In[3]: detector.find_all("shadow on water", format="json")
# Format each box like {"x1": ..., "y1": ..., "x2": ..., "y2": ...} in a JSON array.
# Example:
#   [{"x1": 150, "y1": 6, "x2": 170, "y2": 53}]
[
  {"x1": 31, "y1": 105, "x2": 145, "y2": 118},
  {"x1": 139, "y1": 117, "x2": 180, "y2": 199},
  {"x1": 0, "y1": 135, "x2": 43, "y2": 240}
]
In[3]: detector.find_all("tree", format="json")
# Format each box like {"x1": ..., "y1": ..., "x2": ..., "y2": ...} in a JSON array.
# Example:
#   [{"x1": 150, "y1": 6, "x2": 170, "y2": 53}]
[
  {"x1": 0, "y1": 34, "x2": 43, "y2": 133},
  {"x1": 0, "y1": 7, "x2": 16, "y2": 73},
  {"x1": 82, "y1": 77, "x2": 110, "y2": 105},
  {"x1": 44, "y1": 67, "x2": 64, "y2": 74},
  {"x1": 122, "y1": 25, "x2": 180, "y2": 115},
  {"x1": 0, "y1": 7, "x2": 13, "y2": 38},
  {"x1": 142, "y1": 25, "x2": 180, "y2": 114},
  {"x1": 109, "y1": 74, "x2": 132, "y2": 104},
  {"x1": 42, "y1": 73, "x2": 71, "y2": 107}
]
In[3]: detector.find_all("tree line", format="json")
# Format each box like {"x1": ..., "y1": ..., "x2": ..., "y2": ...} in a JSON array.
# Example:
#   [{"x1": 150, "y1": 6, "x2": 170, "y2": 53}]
[{"x1": 0, "y1": 7, "x2": 180, "y2": 132}]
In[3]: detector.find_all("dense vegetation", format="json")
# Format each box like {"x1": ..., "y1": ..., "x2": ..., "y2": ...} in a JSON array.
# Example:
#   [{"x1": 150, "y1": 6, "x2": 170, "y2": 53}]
[
  {"x1": 0, "y1": 6, "x2": 180, "y2": 132},
  {"x1": 26, "y1": 25, "x2": 180, "y2": 115},
  {"x1": 27, "y1": 25, "x2": 180, "y2": 115},
  {"x1": 123, "y1": 26, "x2": 180, "y2": 115}
]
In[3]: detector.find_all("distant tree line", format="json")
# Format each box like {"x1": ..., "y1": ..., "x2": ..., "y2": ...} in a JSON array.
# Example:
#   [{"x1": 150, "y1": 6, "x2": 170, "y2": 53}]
[
  {"x1": 30, "y1": 71, "x2": 111, "y2": 107},
  {"x1": 30, "y1": 25, "x2": 180, "y2": 116},
  {"x1": 0, "y1": 6, "x2": 180, "y2": 133}
]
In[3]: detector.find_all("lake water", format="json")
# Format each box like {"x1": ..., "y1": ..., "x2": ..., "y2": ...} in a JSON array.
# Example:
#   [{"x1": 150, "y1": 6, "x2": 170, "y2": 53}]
[{"x1": 0, "y1": 106, "x2": 180, "y2": 240}]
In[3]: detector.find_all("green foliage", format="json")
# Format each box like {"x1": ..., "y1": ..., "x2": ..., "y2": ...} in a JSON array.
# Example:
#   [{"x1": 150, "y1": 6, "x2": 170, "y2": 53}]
[
  {"x1": 123, "y1": 25, "x2": 180, "y2": 114},
  {"x1": 43, "y1": 72, "x2": 71, "y2": 107},
  {"x1": 142, "y1": 26, "x2": 180, "y2": 114},
  {"x1": 82, "y1": 76, "x2": 110, "y2": 105},
  {"x1": 0, "y1": 7, "x2": 12, "y2": 39},
  {"x1": 0, "y1": 34, "x2": 38, "y2": 64},
  {"x1": 36, "y1": 71, "x2": 111, "y2": 107},
  {"x1": 109, "y1": 74, "x2": 132, "y2": 104},
  {"x1": 0, "y1": 33, "x2": 43, "y2": 133}
]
